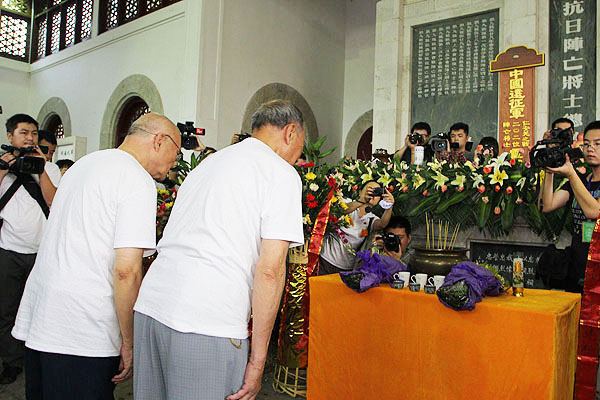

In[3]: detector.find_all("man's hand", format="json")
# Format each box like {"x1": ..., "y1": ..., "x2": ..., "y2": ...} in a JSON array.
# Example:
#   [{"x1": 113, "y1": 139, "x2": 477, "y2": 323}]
[
  {"x1": 0, "y1": 152, "x2": 15, "y2": 169},
  {"x1": 382, "y1": 188, "x2": 394, "y2": 205},
  {"x1": 384, "y1": 246, "x2": 403, "y2": 261},
  {"x1": 546, "y1": 154, "x2": 576, "y2": 178},
  {"x1": 31, "y1": 145, "x2": 48, "y2": 162},
  {"x1": 111, "y1": 342, "x2": 133, "y2": 383},
  {"x1": 226, "y1": 359, "x2": 263, "y2": 400}
]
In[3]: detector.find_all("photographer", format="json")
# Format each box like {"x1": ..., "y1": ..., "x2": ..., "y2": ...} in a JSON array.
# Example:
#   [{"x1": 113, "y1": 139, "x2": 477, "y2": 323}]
[
  {"x1": 394, "y1": 122, "x2": 433, "y2": 165},
  {"x1": 449, "y1": 122, "x2": 474, "y2": 161},
  {"x1": 0, "y1": 114, "x2": 60, "y2": 384},
  {"x1": 319, "y1": 181, "x2": 394, "y2": 275},
  {"x1": 38, "y1": 130, "x2": 57, "y2": 162},
  {"x1": 543, "y1": 117, "x2": 574, "y2": 142},
  {"x1": 475, "y1": 136, "x2": 500, "y2": 162},
  {"x1": 542, "y1": 121, "x2": 600, "y2": 293},
  {"x1": 373, "y1": 216, "x2": 412, "y2": 264}
]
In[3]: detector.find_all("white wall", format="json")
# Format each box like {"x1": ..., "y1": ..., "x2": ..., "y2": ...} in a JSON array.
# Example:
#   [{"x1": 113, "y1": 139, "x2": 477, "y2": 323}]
[
  {"x1": 0, "y1": 59, "x2": 30, "y2": 145},
  {"x1": 27, "y1": 2, "x2": 187, "y2": 152},
  {"x1": 215, "y1": 0, "x2": 346, "y2": 157},
  {"x1": 342, "y1": 0, "x2": 378, "y2": 155}
]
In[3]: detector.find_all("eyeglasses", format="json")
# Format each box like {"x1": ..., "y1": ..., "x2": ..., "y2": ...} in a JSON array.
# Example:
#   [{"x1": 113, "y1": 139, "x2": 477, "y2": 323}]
[
  {"x1": 582, "y1": 142, "x2": 600, "y2": 150},
  {"x1": 135, "y1": 127, "x2": 182, "y2": 160}
]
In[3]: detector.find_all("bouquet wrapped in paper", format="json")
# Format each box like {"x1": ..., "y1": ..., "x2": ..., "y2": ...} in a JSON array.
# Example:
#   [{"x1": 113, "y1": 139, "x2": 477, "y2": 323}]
[
  {"x1": 437, "y1": 261, "x2": 505, "y2": 311},
  {"x1": 340, "y1": 250, "x2": 407, "y2": 293}
]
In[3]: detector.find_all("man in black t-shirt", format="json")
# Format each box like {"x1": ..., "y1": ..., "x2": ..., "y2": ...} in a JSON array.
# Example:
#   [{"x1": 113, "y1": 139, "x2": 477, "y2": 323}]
[
  {"x1": 543, "y1": 120, "x2": 600, "y2": 293},
  {"x1": 394, "y1": 122, "x2": 433, "y2": 164}
]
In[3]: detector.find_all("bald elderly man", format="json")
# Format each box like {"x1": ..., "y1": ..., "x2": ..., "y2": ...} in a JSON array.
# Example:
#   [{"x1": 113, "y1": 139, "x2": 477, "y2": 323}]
[{"x1": 12, "y1": 113, "x2": 181, "y2": 399}]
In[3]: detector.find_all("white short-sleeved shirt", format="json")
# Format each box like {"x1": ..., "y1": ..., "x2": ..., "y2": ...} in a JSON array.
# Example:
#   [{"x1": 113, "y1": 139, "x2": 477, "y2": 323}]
[
  {"x1": 134, "y1": 138, "x2": 304, "y2": 340},
  {"x1": 12, "y1": 149, "x2": 156, "y2": 357},
  {"x1": 319, "y1": 199, "x2": 379, "y2": 270},
  {"x1": 0, "y1": 162, "x2": 61, "y2": 254}
]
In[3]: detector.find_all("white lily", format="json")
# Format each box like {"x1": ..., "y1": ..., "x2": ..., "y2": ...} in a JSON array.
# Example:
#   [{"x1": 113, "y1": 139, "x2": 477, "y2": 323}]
[
  {"x1": 431, "y1": 172, "x2": 449, "y2": 189},
  {"x1": 472, "y1": 173, "x2": 485, "y2": 188},
  {"x1": 377, "y1": 171, "x2": 393, "y2": 188},
  {"x1": 489, "y1": 168, "x2": 509, "y2": 186},
  {"x1": 488, "y1": 152, "x2": 511, "y2": 171},
  {"x1": 413, "y1": 174, "x2": 426, "y2": 189},
  {"x1": 451, "y1": 174, "x2": 466, "y2": 187}
]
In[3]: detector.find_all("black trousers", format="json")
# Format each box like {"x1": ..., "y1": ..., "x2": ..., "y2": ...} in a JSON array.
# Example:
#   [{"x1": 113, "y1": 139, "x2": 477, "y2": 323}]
[
  {"x1": 0, "y1": 247, "x2": 36, "y2": 368},
  {"x1": 25, "y1": 347, "x2": 120, "y2": 400}
]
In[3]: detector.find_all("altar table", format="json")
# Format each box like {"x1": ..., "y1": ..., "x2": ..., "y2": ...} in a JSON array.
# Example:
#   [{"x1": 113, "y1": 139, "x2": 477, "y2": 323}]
[{"x1": 307, "y1": 274, "x2": 581, "y2": 400}]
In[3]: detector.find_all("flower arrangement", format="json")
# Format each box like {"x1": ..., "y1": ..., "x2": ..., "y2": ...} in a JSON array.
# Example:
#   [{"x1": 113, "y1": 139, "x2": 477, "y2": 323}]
[
  {"x1": 156, "y1": 187, "x2": 177, "y2": 238},
  {"x1": 295, "y1": 161, "x2": 350, "y2": 241},
  {"x1": 337, "y1": 151, "x2": 568, "y2": 239}
]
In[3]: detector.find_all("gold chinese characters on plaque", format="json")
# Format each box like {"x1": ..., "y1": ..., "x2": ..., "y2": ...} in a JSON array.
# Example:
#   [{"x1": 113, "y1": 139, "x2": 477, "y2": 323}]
[{"x1": 490, "y1": 46, "x2": 545, "y2": 159}]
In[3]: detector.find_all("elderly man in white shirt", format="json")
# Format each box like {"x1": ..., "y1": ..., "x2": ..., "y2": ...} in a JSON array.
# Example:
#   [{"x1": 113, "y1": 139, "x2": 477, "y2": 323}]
[
  {"x1": 134, "y1": 100, "x2": 305, "y2": 400},
  {"x1": 12, "y1": 113, "x2": 181, "y2": 399}
]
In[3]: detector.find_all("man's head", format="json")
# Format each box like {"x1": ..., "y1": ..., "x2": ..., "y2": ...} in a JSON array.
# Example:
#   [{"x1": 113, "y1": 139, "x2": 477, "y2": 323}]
[
  {"x1": 251, "y1": 100, "x2": 305, "y2": 165},
  {"x1": 6, "y1": 114, "x2": 39, "y2": 148},
  {"x1": 120, "y1": 112, "x2": 182, "y2": 181},
  {"x1": 411, "y1": 122, "x2": 432, "y2": 144},
  {"x1": 583, "y1": 121, "x2": 600, "y2": 166},
  {"x1": 384, "y1": 216, "x2": 412, "y2": 255},
  {"x1": 38, "y1": 130, "x2": 57, "y2": 160},
  {"x1": 449, "y1": 122, "x2": 469, "y2": 152},
  {"x1": 552, "y1": 117, "x2": 575, "y2": 133},
  {"x1": 56, "y1": 159, "x2": 74, "y2": 175}
]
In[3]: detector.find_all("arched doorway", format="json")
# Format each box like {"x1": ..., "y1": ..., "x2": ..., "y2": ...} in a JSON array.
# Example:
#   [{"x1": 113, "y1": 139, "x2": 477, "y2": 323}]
[
  {"x1": 45, "y1": 114, "x2": 64, "y2": 139},
  {"x1": 357, "y1": 127, "x2": 372, "y2": 160},
  {"x1": 114, "y1": 96, "x2": 150, "y2": 147}
]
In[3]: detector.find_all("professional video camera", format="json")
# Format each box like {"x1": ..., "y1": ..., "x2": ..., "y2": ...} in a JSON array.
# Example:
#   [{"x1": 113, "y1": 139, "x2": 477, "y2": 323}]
[
  {"x1": 408, "y1": 132, "x2": 425, "y2": 146},
  {"x1": 429, "y1": 132, "x2": 459, "y2": 152},
  {"x1": 376, "y1": 232, "x2": 400, "y2": 253},
  {"x1": 177, "y1": 121, "x2": 205, "y2": 150},
  {"x1": 529, "y1": 127, "x2": 583, "y2": 168},
  {"x1": 0, "y1": 144, "x2": 46, "y2": 174}
]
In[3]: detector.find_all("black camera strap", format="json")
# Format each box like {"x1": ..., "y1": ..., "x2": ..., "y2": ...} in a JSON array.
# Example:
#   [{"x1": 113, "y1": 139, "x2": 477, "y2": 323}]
[{"x1": 0, "y1": 173, "x2": 49, "y2": 219}]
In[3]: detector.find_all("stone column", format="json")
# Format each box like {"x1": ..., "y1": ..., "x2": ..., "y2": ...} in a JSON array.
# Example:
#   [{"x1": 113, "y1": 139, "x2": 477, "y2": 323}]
[{"x1": 372, "y1": 0, "x2": 404, "y2": 155}]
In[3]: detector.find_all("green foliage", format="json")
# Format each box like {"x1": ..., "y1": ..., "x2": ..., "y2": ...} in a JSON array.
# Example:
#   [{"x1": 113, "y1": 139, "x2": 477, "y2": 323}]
[{"x1": 303, "y1": 136, "x2": 335, "y2": 164}]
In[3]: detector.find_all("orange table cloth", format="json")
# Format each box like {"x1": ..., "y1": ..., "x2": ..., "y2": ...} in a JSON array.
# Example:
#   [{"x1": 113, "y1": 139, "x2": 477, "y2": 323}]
[{"x1": 308, "y1": 274, "x2": 581, "y2": 400}]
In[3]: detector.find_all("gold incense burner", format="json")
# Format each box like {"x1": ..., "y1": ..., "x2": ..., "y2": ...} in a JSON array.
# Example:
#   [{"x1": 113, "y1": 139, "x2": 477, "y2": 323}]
[{"x1": 409, "y1": 247, "x2": 468, "y2": 276}]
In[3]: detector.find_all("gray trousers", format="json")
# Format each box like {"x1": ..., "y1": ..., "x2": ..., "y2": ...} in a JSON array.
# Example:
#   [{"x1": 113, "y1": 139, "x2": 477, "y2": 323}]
[
  {"x1": 0, "y1": 247, "x2": 36, "y2": 367},
  {"x1": 133, "y1": 312, "x2": 249, "y2": 400}
]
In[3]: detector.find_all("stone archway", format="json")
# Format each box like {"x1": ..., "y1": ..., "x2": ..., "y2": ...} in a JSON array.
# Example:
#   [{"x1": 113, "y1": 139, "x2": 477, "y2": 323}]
[
  {"x1": 241, "y1": 83, "x2": 318, "y2": 142},
  {"x1": 99, "y1": 74, "x2": 163, "y2": 149},
  {"x1": 37, "y1": 97, "x2": 72, "y2": 137},
  {"x1": 344, "y1": 109, "x2": 373, "y2": 158}
]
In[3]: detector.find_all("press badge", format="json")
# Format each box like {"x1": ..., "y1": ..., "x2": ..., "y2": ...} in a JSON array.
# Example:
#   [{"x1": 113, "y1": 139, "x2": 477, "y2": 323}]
[{"x1": 582, "y1": 221, "x2": 595, "y2": 243}]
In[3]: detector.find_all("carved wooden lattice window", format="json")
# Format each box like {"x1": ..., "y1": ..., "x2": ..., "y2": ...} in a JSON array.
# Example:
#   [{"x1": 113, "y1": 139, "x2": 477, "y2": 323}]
[
  {"x1": 99, "y1": 0, "x2": 181, "y2": 34},
  {"x1": 46, "y1": 114, "x2": 64, "y2": 139},
  {"x1": 115, "y1": 97, "x2": 150, "y2": 147},
  {"x1": 0, "y1": 0, "x2": 30, "y2": 61},
  {"x1": 33, "y1": 0, "x2": 95, "y2": 61}
]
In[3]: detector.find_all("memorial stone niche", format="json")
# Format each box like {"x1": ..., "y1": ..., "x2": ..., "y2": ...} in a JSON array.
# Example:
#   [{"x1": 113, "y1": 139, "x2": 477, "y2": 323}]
[
  {"x1": 549, "y1": 0, "x2": 596, "y2": 131},
  {"x1": 411, "y1": 10, "x2": 499, "y2": 145}
]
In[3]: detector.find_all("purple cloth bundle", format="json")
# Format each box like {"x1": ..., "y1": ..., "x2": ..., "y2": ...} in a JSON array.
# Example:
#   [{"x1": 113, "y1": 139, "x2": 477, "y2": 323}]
[
  {"x1": 340, "y1": 250, "x2": 408, "y2": 293},
  {"x1": 437, "y1": 261, "x2": 505, "y2": 311}
]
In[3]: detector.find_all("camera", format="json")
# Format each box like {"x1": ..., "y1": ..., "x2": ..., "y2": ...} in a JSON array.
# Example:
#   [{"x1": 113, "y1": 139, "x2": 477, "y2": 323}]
[
  {"x1": 408, "y1": 132, "x2": 425, "y2": 146},
  {"x1": 371, "y1": 187, "x2": 385, "y2": 197},
  {"x1": 377, "y1": 232, "x2": 400, "y2": 253},
  {"x1": 0, "y1": 144, "x2": 45, "y2": 174},
  {"x1": 177, "y1": 121, "x2": 205, "y2": 150},
  {"x1": 530, "y1": 127, "x2": 583, "y2": 168},
  {"x1": 237, "y1": 132, "x2": 252, "y2": 142},
  {"x1": 430, "y1": 132, "x2": 459, "y2": 152}
]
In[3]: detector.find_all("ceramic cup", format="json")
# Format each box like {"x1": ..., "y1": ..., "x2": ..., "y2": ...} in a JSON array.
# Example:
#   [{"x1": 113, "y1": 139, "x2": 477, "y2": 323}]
[
  {"x1": 390, "y1": 280, "x2": 404, "y2": 289},
  {"x1": 433, "y1": 275, "x2": 445, "y2": 290},
  {"x1": 424, "y1": 277, "x2": 436, "y2": 294},
  {"x1": 393, "y1": 271, "x2": 410, "y2": 288},
  {"x1": 413, "y1": 273, "x2": 427, "y2": 288}
]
